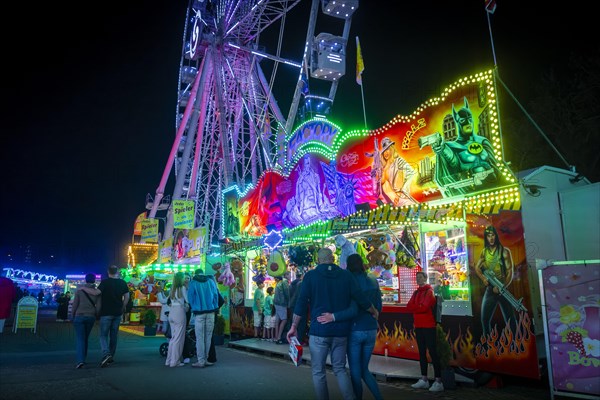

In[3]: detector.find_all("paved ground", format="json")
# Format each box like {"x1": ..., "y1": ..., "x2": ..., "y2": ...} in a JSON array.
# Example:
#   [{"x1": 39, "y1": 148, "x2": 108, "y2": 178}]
[{"x1": 0, "y1": 307, "x2": 557, "y2": 400}]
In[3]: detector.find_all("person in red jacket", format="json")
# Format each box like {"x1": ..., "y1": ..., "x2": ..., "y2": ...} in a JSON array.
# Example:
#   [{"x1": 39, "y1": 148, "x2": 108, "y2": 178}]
[
  {"x1": 0, "y1": 274, "x2": 17, "y2": 333},
  {"x1": 406, "y1": 271, "x2": 443, "y2": 392}
]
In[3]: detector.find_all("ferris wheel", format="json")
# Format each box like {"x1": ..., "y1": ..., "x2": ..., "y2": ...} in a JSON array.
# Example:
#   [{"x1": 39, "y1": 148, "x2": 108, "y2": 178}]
[{"x1": 147, "y1": 0, "x2": 359, "y2": 247}]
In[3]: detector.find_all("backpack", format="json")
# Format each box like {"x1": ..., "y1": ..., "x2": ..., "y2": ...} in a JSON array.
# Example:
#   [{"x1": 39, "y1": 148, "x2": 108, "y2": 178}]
[
  {"x1": 412, "y1": 288, "x2": 443, "y2": 324},
  {"x1": 432, "y1": 292, "x2": 443, "y2": 324}
]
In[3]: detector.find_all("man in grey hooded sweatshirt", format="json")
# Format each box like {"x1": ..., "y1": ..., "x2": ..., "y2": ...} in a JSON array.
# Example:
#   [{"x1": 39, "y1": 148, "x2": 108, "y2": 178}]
[{"x1": 72, "y1": 273, "x2": 102, "y2": 369}]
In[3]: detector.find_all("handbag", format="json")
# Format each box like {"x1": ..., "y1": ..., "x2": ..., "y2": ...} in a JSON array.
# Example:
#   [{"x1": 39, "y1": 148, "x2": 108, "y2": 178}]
[
  {"x1": 83, "y1": 291, "x2": 100, "y2": 319},
  {"x1": 217, "y1": 292, "x2": 225, "y2": 309}
]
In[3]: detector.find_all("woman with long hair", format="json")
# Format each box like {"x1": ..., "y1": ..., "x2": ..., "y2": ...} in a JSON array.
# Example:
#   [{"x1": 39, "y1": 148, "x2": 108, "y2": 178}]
[
  {"x1": 317, "y1": 254, "x2": 383, "y2": 400},
  {"x1": 165, "y1": 272, "x2": 188, "y2": 367}
]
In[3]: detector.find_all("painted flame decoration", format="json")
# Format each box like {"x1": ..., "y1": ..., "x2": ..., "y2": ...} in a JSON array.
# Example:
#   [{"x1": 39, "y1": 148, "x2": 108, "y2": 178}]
[
  {"x1": 475, "y1": 312, "x2": 534, "y2": 359},
  {"x1": 372, "y1": 313, "x2": 535, "y2": 369}
]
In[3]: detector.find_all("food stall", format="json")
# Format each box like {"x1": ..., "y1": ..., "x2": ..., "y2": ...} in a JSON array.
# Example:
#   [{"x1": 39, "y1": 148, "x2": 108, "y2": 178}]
[
  {"x1": 217, "y1": 233, "x2": 286, "y2": 337},
  {"x1": 124, "y1": 226, "x2": 236, "y2": 333}
]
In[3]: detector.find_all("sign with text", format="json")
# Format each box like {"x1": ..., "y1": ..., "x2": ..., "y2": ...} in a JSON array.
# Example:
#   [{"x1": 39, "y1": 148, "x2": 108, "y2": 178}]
[
  {"x1": 133, "y1": 211, "x2": 147, "y2": 236},
  {"x1": 141, "y1": 218, "x2": 159, "y2": 243},
  {"x1": 287, "y1": 119, "x2": 339, "y2": 162},
  {"x1": 14, "y1": 296, "x2": 38, "y2": 333},
  {"x1": 540, "y1": 261, "x2": 600, "y2": 398},
  {"x1": 173, "y1": 200, "x2": 195, "y2": 229},
  {"x1": 158, "y1": 237, "x2": 173, "y2": 263}
]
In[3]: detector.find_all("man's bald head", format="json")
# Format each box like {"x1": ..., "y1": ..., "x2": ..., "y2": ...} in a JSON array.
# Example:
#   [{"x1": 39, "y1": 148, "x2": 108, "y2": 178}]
[{"x1": 317, "y1": 247, "x2": 334, "y2": 264}]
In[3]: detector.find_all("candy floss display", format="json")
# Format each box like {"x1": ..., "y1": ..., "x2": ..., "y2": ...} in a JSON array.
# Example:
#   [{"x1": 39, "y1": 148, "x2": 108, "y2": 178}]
[{"x1": 538, "y1": 260, "x2": 600, "y2": 400}]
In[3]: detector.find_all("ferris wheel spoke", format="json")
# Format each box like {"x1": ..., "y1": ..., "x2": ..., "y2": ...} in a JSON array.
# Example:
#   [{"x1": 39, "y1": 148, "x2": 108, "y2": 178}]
[{"x1": 223, "y1": 0, "x2": 301, "y2": 45}]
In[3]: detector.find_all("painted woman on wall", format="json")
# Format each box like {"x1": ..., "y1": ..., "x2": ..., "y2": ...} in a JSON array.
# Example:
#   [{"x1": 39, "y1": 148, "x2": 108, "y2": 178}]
[
  {"x1": 244, "y1": 214, "x2": 267, "y2": 236},
  {"x1": 378, "y1": 137, "x2": 417, "y2": 206},
  {"x1": 475, "y1": 225, "x2": 516, "y2": 337}
]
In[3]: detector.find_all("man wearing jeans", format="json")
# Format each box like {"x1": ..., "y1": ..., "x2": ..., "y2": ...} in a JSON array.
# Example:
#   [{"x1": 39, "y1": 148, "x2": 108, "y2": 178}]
[
  {"x1": 187, "y1": 268, "x2": 219, "y2": 368},
  {"x1": 287, "y1": 248, "x2": 378, "y2": 400},
  {"x1": 98, "y1": 265, "x2": 129, "y2": 368}
]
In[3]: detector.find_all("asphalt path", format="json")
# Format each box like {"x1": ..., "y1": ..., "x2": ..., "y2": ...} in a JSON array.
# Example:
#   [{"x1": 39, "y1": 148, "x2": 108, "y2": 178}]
[{"x1": 0, "y1": 308, "x2": 553, "y2": 400}]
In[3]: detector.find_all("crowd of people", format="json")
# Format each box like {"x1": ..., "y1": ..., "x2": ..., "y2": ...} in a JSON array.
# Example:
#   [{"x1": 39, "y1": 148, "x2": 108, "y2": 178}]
[
  {"x1": 1, "y1": 250, "x2": 447, "y2": 398},
  {"x1": 72, "y1": 265, "x2": 226, "y2": 370},
  {"x1": 242, "y1": 247, "x2": 446, "y2": 399},
  {"x1": 0, "y1": 273, "x2": 67, "y2": 333}
]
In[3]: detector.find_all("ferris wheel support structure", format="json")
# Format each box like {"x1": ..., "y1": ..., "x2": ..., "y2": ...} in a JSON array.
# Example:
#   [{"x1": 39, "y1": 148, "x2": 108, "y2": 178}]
[
  {"x1": 148, "y1": 60, "x2": 204, "y2": 221},
  {"x1": 147, "y1": 0, "x2": 358, "y2": 248},
  {"x1": 160, "y1": 51, "x2": 214, "y2": 240},
  {"x1": 283, "y1": 0, "x2": 320, "y2": 148}
]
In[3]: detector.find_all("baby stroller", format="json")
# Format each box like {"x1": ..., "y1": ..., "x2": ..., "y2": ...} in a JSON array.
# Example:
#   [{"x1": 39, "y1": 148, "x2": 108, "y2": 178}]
[{"x1": 159, "y1": 322, "x2": 197, "y2": 359}]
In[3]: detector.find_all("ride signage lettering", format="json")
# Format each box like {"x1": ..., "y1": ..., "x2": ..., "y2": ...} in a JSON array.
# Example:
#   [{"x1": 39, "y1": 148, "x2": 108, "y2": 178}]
[
  {"x1": 173, "y1": 200, "x2": 195, "y2": 229},
  {"x1": 141, "y1": 219, "x2": 159, "y2": 242}
]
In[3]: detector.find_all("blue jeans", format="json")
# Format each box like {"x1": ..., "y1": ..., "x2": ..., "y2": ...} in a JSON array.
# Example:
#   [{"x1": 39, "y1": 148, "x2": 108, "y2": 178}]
[
  {"x1": 347, "y1": 330, "x2": 382, "y2": 400},
  {"x1": 74, "y1": 316, "x2": 95, "y2": 364},
  {"x1": 309, "y1": 335, "x2": 354, "y2": 400},
  {"x1": 99, "y1": 315, "x2": 121, "y2": 358}
]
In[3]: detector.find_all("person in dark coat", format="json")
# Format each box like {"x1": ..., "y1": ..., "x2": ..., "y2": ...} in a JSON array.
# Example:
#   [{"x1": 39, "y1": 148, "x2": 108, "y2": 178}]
[
  {"x1": 56, "y1": 292, "x2": 70, "y2": 322},
  {"x1": 0, "y1": 274, "x2": 16, "y2": 333}
]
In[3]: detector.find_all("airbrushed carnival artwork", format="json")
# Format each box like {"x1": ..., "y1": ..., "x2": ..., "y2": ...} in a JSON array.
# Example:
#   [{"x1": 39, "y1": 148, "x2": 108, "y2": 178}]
[
  {"x1": 226, "y1": 70, "x2": 514, "y2": 236},
  {"x1": 220, "y1": 71, "x2": 542, "y2": 380}
]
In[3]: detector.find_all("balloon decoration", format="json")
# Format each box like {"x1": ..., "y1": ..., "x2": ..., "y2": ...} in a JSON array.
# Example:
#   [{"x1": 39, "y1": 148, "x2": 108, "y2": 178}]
[{"x1": 267, "y1": 249, "x2": 286, "y2": 277}]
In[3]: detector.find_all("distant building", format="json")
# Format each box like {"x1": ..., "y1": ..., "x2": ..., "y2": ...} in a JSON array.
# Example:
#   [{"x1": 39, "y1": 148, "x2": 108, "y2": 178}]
[{"x1": 418, "y1": 156, "x2": 435, "y2": 185}]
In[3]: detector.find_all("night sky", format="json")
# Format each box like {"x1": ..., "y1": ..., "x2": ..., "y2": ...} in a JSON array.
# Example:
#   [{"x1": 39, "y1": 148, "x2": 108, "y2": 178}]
[{"x1": 1, "y1": 1, "x2": 595, "y2": 276}]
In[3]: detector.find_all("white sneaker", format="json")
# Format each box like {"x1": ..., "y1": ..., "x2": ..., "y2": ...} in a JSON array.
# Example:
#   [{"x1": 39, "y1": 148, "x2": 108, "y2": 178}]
[
  {"x1": 411, "y1": 379, "x2": 430, "y2": 389},
  {"x1": 183, "y1": 358, "x2": 190, "y2": 364},
  {"x1": 429, "y1": 381, "x2": 444, "y2": 392}
]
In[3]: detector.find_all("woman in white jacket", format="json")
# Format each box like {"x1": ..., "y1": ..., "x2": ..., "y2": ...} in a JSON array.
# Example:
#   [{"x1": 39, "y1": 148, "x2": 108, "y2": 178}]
[
  {"x1": 165, "y1": 272, "x2": 188, "y2": 367},
  {"x1": 156, "y1": 282, "x2": 170, "y2": 334}
]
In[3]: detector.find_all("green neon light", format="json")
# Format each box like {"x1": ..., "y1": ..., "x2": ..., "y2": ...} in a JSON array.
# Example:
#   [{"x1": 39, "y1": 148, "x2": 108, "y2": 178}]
[{"x1": 285, "y1": 117, "x2": 343, "y2": 143}]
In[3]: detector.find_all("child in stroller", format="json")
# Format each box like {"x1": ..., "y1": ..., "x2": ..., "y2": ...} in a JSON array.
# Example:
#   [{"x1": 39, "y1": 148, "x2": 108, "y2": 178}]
[{"x1": 159, "y1": 312, "x2": 196, "y2": 359}]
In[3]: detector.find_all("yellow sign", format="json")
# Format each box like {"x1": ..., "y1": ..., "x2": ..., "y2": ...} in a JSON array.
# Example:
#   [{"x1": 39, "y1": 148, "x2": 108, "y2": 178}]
[
  {"x1": 187, "y1": 227, "x2": 207, "y2": 258},
  {"x1": 14, "y1": 296, "x2": 38, "y2": 333},
  {"x1": 133, "y1": 211, "x2": 147, "y2": 235},
  {"x1": 158, "y1": 237, "x2": 173, "y2": 263},
  {"x1": 141, "y1": 218, "x2": 159, "y2": 242},
  {"x1": 173, "y1": 200, "x2": 195, "y2": 229}
]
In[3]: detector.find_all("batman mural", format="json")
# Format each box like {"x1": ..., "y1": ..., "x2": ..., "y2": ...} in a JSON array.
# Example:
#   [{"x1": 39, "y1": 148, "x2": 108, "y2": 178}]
[{"x1": 422, "y1": 97, "x2": 500, "y2": 197}]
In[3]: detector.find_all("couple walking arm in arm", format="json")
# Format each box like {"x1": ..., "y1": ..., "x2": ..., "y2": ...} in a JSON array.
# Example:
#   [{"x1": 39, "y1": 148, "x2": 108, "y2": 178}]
[{"x1": 287, "y1": 249, "x2": 382, "y2": 400}]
